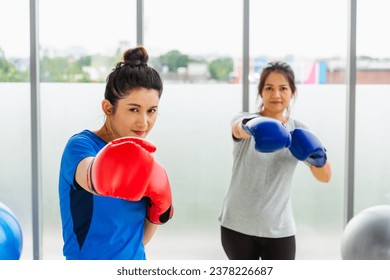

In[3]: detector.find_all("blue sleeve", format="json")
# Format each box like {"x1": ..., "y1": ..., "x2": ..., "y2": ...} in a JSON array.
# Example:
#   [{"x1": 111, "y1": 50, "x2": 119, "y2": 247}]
[{"x1": 60, "y1": 133, "x2": 100, "y2": 190}]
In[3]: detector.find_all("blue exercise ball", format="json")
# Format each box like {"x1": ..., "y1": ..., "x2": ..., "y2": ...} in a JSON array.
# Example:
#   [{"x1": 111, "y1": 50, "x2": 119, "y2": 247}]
[
  {"x1": 0, "y1": 202, "x2": 23, "y2": 260},
  {"x1": 341, "y1": 205, "x2": 390, "y2": 260}
]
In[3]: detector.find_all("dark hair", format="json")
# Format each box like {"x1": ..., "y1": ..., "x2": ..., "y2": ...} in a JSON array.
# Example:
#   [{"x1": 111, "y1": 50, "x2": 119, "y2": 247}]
[
  {"x1": 258, "y1": 61, "x2": 296, "y2": 97},
  {"x1": 104, "y1": 46, "x2": 163, "y2": 110},
  {"x1": 257, "y1": 61, "x2": 297, "y2": 116}
]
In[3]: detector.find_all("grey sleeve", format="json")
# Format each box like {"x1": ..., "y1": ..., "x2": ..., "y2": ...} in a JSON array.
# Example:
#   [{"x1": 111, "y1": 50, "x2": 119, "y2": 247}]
[
  {"x1": 291, "y1": 119, "x2": 309, "y2": 130},
  {"x1": 230, "y1": 112, "x2": 258, "y2": 142}
]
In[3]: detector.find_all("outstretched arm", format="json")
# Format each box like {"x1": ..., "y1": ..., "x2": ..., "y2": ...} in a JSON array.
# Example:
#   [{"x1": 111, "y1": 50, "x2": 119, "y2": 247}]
[
  {"x1": 232, "y1": 118, "x2": 251, "y2": 139},
  {"x1": 288, "y1": 128, "x2": 332, "y2": 183},
  {"x1": 143, "y1": 220, "x2": 158, "y2": 245},
  {"x1": 309, "y1": 161, "x2": 332, "y2": 183}
]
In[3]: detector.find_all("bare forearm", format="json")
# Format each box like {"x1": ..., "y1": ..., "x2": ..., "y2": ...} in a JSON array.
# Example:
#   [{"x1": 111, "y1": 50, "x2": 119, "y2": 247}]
[
  {"x1": 232, "y1": 119, "x2": 251, "y2": 139},
  {"x1": 143, "y1": 220, "x2": 157, "y2": 245},
  {"x1": 310, "y1": 161, "x2": 332, "y2": 183}
]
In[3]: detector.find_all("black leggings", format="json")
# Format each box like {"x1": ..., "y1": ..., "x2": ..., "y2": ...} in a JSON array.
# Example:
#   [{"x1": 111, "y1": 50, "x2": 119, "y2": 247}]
[{"x1": 221, "y1": 226, "x2": 296, "y2": 260}]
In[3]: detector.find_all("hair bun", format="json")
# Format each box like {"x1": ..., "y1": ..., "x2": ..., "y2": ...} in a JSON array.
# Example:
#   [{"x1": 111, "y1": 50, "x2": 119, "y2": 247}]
[{"x1": 123, "y1": 46, "x2": 149, "y2": 66}]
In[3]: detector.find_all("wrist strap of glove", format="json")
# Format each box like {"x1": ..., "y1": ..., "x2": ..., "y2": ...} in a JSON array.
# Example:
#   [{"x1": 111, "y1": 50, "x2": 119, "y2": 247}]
[
  {"x1": 87, "y1": 159, "x2": 100, "y2": 195},
  {"x1": 241, "y1": 113, "x2": 260, "y2": 125},
  {"x1": 241, "y1": 113, "x2": 261, "y2": 134}
]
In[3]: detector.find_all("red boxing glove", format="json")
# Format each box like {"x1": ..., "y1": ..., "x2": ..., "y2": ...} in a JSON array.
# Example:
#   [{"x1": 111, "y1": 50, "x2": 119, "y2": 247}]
[
  {"x1": 144, "y1": 161, "x2": 174, "y2": 224},
  {"x1": 88, "y1": 137, "x2": 156, "y2": 200}
]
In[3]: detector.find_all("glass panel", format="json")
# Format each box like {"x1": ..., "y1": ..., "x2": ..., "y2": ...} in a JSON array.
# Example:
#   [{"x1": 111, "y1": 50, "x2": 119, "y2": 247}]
[
  {"x1": 0, "y1": 0, "x2": 360, "y2": 260},
  {"x1": 144, "y1": 0, "x2": 242, "y2": 259},
  {"x1": 144, "y1": 0, "x2": 242, "y2": 84},
  {"x1": 250, "y1": 0, "x2": 348, "y2": 259},
  {"x1": 0, "y1": 0, "x2": 30, "y2": 82},
  {"x1": 40, "y1": 84, "x2": 105, "y2": 259},
  {"x1": 39, "y1": 0, "x2": 137, "y2": 83},
  {"x1": 355, "y1": 1, "x2": 390, "y2": 213},
  {"x1": 0, "y1": 84, "x2": 32, "y2": 260},
  {"x1": 356, "y1": 0, "x2": 390, "y2": 84},
  {"x1": 0, "y1": 0, "x2": 32, "y2": 259},
  {"x1": 39, "y1": 0, "x2": 136, "y2": 259}
]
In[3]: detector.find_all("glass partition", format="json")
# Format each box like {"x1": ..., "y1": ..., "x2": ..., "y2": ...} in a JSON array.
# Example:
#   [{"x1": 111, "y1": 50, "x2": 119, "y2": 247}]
[
  {"x1": 355, "y1": 0, "x2": 390, "y2": 85},
  {"x1": 144, "y1": 0, "x2": 242, "y2": 259},
  {"x1": 355, "y1": 0, "x2": 390, "y2": 215},
  {"x1": 39, "y1": 0, "x2": 137, "y2": 259},
  {"x1": 144, "y1": 0, "x2": 242, "y2": 85},
  {"x1": 39, "y1": 0, "x2": 137, "y2": 83},
  {"x1": 2, "y1": 0, "x2": 385, "y2": 261},
  {"x1": 0, "y1": 0, "x2": 32, "y2": 260},
  {"x1": 250, "y1": 0, "x2": 348, "y2": 259}
]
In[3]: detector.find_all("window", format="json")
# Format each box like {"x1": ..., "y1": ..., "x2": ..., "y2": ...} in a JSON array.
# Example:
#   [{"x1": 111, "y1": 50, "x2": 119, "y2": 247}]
[
  {"x1": 39, "y1": 0, "x2": 137, "y2": 259},
  {"x1": 0, "y1": 0, "x2": 32, "y2": 260},
  {"x1": 144, "y1": 0, "x2": 242, "y2": 259},
  {"x1": 250, "y1": 0, "x2": 348, "y2": 259},
  {"x1": 355, "y1": 0, "x2": 390, "y2": 213}
]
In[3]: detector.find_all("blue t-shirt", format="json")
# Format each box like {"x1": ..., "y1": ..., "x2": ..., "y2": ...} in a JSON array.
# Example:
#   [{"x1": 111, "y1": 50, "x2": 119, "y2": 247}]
[{"x1": 58, "y1": 130, "x2": 147, "y2": 260}]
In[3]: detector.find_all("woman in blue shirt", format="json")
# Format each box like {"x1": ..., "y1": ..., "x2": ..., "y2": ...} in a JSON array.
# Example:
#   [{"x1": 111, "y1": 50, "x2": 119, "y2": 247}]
[{"x1": 58, "y1": 46, "x2": 172, "y2": 260}]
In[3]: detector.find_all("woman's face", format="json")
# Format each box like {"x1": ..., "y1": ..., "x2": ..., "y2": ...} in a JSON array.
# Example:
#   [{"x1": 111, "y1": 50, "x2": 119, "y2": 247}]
[
  {"x1": 103, "y1": 88, "x2": 160, "y2": 139},
  {"x1": 261, "y1": 71, "x2": 294, "y2": 115}
]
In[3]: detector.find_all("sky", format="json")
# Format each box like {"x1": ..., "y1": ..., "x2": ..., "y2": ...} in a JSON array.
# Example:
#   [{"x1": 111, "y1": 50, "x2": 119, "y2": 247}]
[{"x1": 1, "y1": 0, "x2": 389, "y2": 59}]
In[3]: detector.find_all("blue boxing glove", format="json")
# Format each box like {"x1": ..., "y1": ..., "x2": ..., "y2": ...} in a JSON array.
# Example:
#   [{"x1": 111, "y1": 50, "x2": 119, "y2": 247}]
[
  {"x1": 289, "y1": 128, "x2": 327, "y2": 167},
  {"x1": 242, "y1": 116, "x2": 291, "y2": 153}
]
